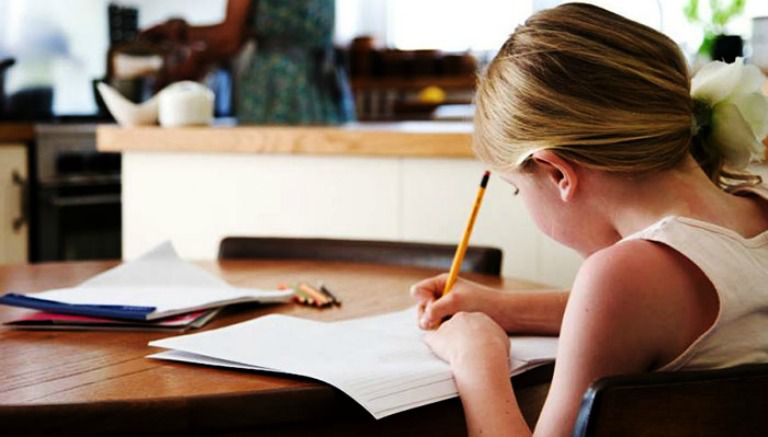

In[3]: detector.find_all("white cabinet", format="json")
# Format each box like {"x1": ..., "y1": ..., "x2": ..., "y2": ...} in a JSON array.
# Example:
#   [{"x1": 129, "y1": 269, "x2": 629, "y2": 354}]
[
  {"x1": 0, "y1": 144, "x2": 28, "y2": 264},
  {"x1": 121, "y1": 152, "x2": 582, "y2": 288}
]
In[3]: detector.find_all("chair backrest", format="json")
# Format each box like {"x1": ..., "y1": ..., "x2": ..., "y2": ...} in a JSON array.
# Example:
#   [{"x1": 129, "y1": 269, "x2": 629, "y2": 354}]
[
  {"x1": 218, "y1": 237, "x2": 503, "y2": 276},
  {"x1": 573, "y1": 363, "x2": 768, "y2": 437}
]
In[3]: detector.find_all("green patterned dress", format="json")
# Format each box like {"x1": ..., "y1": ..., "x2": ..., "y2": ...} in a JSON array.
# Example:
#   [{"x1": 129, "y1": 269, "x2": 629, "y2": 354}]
[{"x1": 238, "y1": 0, "x2": 353, "y2": 124}]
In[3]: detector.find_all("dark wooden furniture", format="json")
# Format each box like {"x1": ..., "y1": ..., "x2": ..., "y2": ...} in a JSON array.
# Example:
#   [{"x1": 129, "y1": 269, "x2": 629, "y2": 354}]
[
  {"x1": 219, "y1": 237, "x2": 503, "y2": 276},
  {"x1": 573, "y1": 363, "x2": 768, "y2": 437},
  {"x1": 0, "y1": 123, "x2": 35, "y2": 143},
  {"x1": 0, "y1": 260, "x2": 546, "y2": 436}
]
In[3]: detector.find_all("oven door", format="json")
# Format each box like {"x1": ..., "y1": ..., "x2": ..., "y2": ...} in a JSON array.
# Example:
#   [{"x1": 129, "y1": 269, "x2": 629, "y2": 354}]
[{"x1": 35, "y1": 183, "x2": 121, "y2": 261}]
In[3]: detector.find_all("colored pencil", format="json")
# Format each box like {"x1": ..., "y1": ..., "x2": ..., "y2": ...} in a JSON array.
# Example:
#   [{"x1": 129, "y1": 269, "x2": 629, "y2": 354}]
[
  {"x1": 299, "y1": 283, "x2": 331, "y2": 307},
  {"x1": 292, "y1": 286, "x2": 314, "y2": 305},
  {"x1": 319, "y1": 283, "x2": 342, "y2": 307}
]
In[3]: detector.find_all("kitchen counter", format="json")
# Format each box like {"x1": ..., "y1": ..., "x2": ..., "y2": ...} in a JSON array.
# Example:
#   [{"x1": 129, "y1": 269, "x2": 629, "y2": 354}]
[
  {"x1": 94, "y1": 121, "x2": 581, "y2": 288},
  {"x1": 0, "y1": 122, "x2": 34, "y2": 143},
  {"x1": 96, "y1": 122, "x2": 474, "y2": 157}
]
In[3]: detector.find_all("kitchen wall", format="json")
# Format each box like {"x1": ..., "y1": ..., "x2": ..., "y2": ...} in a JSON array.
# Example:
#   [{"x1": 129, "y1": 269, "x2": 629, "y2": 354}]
[
  {"x1": 0, "y1": 0, "x2": 228, "y2": 116},
  {"x1": 132, "y1": 0, "x2": 226, "y2": 28},
  {"x1": 0, "y1": 0, "x2": 109, "y2": 115},
  {"x1": 337, "y1": 0, "x2": 768, "y2": 60}
]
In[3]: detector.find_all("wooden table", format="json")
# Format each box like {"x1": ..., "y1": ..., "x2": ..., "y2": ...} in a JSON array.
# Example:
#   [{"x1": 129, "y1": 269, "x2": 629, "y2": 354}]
[{"x1": 0, "y1": 260, "x2": 554, "y2": 436}]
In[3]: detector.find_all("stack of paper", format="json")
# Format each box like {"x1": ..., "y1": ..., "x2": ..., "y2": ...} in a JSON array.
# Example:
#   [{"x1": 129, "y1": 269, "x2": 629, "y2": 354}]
[
  {"x1": 1, "y1": 242, "x2": 292, "y2": 329},
  {"x1": 149, "y1": 307, "x2": 558, "y2": 419}
]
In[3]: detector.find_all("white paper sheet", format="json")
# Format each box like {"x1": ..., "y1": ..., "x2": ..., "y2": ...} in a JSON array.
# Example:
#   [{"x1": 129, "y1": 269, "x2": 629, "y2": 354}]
[
  {"x1": 22, "y1": 242, "x2": 292, "y2": 319},
  {"x1": 148, "y1": 307, "x2": 558, "y2": 419},
  {"x1": 82, "y1": 242, "x2": 227, "y2": 288}
]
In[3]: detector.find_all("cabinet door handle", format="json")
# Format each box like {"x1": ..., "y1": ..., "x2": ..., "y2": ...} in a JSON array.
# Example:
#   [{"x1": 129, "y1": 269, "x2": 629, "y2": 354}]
[{"x1": 11, "y1": 170, "x2": 28, "y2": 233}]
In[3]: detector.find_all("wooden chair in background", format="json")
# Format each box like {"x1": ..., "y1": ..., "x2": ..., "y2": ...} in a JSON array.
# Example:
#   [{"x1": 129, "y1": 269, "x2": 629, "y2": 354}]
[
  {"x1": 573, "y1": 363, "x2": 768, "y2": 437},
  {"x1": 218, "y1": 237, "x2": 503, "y2": 276}
]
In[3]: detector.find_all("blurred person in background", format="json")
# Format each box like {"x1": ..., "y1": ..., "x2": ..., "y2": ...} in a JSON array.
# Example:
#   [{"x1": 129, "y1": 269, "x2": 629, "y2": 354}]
[{"x1": 140, "y1": 0, "x2": 354, "y2": 124}]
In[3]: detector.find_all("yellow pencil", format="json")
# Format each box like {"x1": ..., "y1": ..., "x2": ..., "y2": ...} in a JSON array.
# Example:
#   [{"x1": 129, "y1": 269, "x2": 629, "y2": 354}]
[{"x1": 442, "y1": 171, "x2": 490, "y2": 296}]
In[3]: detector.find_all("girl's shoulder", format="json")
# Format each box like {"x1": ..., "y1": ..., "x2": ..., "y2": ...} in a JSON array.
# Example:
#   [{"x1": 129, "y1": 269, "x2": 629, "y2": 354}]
[
  {"x1": 577, "y1": 238, "x2": 717, "y2": 313},
  {"x1": 574, "y1": 238, "x2": 706, "y2": 312},
  {"x1": 578, "y1": 237, "x2": 703, "y2": 289},
  {"x1": 569, "y1": 238, "x2": 719, "y2": 368},
  {"x1": 538, "y1": 239, "x2": 719, "y2": 433}
]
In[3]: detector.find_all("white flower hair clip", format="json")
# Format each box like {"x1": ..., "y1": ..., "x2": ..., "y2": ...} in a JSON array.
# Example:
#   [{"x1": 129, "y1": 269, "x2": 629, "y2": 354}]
[{"x1": 691, "y1": 58, "x2": 768, "y2": 169}]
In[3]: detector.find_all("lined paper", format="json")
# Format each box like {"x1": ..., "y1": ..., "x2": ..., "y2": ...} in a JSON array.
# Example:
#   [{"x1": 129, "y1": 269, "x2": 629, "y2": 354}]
[{"x1": 149, "y1": 307, "x2": 558, "y2": 419}]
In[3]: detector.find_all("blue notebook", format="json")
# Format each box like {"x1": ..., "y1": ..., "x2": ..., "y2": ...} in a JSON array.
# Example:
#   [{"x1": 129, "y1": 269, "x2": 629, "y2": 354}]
[
  {"x1": 0, "y1": 285, "x2": 291, "y2": 321},
  {"x1": 0, "y1": 293, "x2": 156, "y2": 321}
]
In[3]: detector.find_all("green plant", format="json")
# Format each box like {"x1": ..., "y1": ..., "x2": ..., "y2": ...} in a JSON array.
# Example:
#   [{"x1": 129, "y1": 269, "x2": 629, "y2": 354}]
[{"x1": 684, "y1": 0, "x2": 747, "y2": 56}]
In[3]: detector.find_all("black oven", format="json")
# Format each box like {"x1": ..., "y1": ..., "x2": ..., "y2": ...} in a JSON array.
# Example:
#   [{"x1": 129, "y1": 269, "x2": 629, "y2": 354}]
[{"x1": 32, "y1": 124, "x2": 121, "y2": 262}]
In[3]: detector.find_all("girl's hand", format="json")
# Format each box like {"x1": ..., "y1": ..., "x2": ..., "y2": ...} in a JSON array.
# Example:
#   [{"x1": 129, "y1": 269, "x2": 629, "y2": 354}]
[
  {"x1": 410, "y1": 274, "x2": 502, "y2": 330},
  {"x1": 424, "y1": 311, "x2": 510, "y2": 373},
  {"x1": 426, "y1": 312, "x2": 528, "y2": 437}
]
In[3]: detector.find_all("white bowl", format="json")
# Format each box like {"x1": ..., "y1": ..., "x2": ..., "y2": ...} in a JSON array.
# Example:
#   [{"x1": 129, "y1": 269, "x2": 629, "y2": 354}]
[{"x1": 97, "y1": 82, "x2": 158, "y2": 127}]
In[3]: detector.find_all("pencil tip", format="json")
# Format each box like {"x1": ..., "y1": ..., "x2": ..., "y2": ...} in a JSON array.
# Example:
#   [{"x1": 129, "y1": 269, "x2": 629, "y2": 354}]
[{"x1": 481, "y1": 171, "x2": 491, "y2": 188}]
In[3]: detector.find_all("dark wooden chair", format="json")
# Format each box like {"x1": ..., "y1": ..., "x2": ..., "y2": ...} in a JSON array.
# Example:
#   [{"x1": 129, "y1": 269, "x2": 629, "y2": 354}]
[
  {"x1": 218, "y1": 237, "x2": 503, "y2": 276},
  {"x1": 573, "y1": 363, "x2": 768, "y2": 437}
]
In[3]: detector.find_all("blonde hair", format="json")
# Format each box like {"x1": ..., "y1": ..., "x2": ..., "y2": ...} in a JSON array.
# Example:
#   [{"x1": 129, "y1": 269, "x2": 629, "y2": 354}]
[{"x1": 474, "y1": 2, "x2": 760, "y2": 189}]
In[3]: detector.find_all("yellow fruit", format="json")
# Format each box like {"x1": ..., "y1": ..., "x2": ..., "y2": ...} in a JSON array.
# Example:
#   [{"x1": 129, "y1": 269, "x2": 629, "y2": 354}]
[{"x1": 418, "y1": 86, "x2": 446, "y2": 104}]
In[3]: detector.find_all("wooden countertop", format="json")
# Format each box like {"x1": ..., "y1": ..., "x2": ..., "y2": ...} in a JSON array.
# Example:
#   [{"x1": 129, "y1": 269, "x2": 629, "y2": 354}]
[
  {"x1": 96, "y1": 122, "x2": 475, "y2": 157},
  {"x1": 0, "y1": 123, "x2": 34, "y2": 143},
  {"x1": 95, "y1": 122, "x2": 768, "y2": 162}
]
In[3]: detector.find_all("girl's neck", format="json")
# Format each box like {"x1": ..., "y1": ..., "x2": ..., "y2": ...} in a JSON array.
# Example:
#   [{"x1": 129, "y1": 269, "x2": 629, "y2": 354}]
[{"x1": 597, "y1": 159, "x2": 757, "y2": 239}]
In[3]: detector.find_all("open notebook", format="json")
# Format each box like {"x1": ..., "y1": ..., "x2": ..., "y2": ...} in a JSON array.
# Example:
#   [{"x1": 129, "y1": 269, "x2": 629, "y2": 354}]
[{"x1": 149, "y1": 307, "x2": 558, "y2": 419}]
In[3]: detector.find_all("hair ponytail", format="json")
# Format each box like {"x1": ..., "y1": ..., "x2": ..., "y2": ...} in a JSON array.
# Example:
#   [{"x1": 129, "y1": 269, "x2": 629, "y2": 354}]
[{"x1": 474, "y1": 3, "x2": 766, "y2": 191}]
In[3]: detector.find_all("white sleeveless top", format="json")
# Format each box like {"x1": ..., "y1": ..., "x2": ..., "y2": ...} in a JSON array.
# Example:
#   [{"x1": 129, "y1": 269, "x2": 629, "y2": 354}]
[{"x1": 622, "y1": 184, "x2": 768, "y2": 371}]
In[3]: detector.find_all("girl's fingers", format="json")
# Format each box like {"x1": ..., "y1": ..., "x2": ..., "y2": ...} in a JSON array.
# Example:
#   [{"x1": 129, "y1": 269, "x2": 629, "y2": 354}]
[
  {"x1": 421, "y1": 292, "x2": 461, "y2": 329},
  {"x1": 409, "y1": 274, "x2": 450, "y2": 298}
]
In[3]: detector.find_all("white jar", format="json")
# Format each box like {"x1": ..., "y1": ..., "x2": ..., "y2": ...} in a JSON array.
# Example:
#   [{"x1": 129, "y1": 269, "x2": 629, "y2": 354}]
[{"x1": 158, "y1": 81, "x2": 215, "y2": 127}]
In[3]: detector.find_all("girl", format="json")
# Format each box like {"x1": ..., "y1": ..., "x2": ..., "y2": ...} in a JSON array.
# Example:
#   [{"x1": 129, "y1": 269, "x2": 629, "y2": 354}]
[{"x1": 411, "y1": 3, "x2": 768, "y2": 436}]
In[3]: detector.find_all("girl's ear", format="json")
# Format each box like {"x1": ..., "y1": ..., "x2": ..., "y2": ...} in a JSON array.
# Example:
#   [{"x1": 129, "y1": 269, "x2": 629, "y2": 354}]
[{"x1": 531, "y1": 150, "x2": 579, "y2": 201}]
